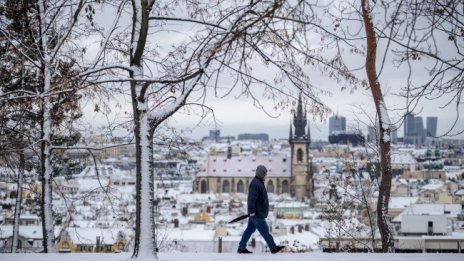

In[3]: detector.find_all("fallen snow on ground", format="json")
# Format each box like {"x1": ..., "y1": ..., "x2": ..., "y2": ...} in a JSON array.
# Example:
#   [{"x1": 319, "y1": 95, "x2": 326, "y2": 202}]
[{"x1": 0, "y1": 252, "x2": 462, "y2": 261}]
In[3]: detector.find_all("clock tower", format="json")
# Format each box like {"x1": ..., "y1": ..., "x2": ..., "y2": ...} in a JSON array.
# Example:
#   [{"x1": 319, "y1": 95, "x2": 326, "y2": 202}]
[{"x1": 289, "y1": 95, "x2": 313, "y2": 201}]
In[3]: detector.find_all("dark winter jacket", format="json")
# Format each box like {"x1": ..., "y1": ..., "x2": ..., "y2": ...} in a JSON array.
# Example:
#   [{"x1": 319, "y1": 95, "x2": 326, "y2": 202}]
[{"x1": 247, "y1": 176, "x2": 269, "y2": 218}]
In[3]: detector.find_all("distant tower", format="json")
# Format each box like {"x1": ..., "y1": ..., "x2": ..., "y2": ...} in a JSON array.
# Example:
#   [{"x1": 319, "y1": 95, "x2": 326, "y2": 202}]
[
  {"x1": 289, "y1": 95, "x2": 312, "y2": 201},
  {"x1": 329, "y1": 115, "x2": 346, "y2": 135},
  {"x1": 403, "y1": 112, "x2": 415, "y2": 144},
  {"x1": 209, "y1": 129, "x2": 220, "y2": 142},
  {"x1": 414, "y1": 116, "x2": 425, "y2": 146},
  {"x1": 426, "y1": 117, "x2": 438, "y2": 137}
]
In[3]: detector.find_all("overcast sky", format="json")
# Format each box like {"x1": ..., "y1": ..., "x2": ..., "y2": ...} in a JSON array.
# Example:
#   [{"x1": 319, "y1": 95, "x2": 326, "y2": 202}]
[
  {"x1": 80, "y1": 1, "x2": 463, "y2": 142},
  {"x1": 82, "y1": 72, "x2": 462, "y2": 141}
]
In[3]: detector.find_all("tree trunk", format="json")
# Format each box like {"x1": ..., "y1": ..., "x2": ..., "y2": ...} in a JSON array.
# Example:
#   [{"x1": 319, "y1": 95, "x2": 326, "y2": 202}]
[
  {"x1": 12, "y1": 151, "x2": 25, "y2": 253},
  {"x1": 131, "y1": 71, "x2": 157, "y2": 259},
  {"x1": 361, "y1": 0, "x2": 395, "y2": 252},
  {"x1": 129, "y1": 1, "x2": 157, "y2": 258},
  {"x1": 40, "y1": 64, "x2": 56, "y2": 253},
  {"x1": 39, "y1": 0, "x2": 56, "y2": 252}
]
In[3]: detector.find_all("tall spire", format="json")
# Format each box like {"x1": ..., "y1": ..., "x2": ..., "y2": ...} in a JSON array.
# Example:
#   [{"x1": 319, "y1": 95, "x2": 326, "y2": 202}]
[
  {"x1": 297, "y1": 95, "x2": 304, "y2": 118},
  {"x1": 293, "y1": 94, "x2": 307, "y2": 138}
]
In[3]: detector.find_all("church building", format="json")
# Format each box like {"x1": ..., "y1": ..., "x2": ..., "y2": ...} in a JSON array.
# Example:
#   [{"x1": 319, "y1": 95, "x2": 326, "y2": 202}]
[{"x1": 193, "y1": 95, "x2": 313, "y2": 201}]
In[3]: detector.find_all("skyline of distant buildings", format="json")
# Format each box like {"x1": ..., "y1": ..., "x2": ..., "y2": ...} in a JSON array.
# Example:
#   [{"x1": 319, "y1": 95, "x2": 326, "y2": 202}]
[
  {"x1": 404, "y1": 113, "x2": 439, "y2": 146},
  {"x1": 201, "y1": 112, "x2": 447, "y2": 148}
]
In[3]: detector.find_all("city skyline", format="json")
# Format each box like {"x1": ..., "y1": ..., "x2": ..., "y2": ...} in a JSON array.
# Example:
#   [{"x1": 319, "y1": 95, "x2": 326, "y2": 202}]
[
  {"x1": 82, "y1": 93, "x2": 458, "y2": 142},
  {"x1": 79, "y1": 84, "x2": 463, "y2": 143}
]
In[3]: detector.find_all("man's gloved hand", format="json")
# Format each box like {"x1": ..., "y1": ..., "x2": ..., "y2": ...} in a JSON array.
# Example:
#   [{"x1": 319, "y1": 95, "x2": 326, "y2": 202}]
[{"x1": 250, "y1": 213, "x2": 255, "y2": 217}]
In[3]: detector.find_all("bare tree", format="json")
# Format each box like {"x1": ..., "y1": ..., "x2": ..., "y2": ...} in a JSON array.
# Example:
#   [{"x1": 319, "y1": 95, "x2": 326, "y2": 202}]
[
  {"x1": 78, "y1": 0, "x2": 360, "y2": 259},
  {"x1": 325, "y1": 0, "x2": 464, "y2": 251},
  {"x1": 310, "y1": 0, "x2": 398, "y2": 252},
  {"x1": 360, "y1": 0, "x2": 395, "y2": 252},
  {"x1": 381, "y1": 0, "x2": 464, "y2": 137},
  {"x1": 0, "y1": 0, "x2": 91, "y2": 252}
]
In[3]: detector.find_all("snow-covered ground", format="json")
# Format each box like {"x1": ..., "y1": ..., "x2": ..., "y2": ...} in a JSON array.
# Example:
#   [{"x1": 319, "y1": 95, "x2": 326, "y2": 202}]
[{"x1": 1, "y1": 252, "x2": 463, "y2": 261}]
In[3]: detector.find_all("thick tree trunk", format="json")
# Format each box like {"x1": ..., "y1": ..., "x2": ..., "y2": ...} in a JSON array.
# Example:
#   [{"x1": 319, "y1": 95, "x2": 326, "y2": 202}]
[
  {"x1": 12, "y1": 151, "x2": 25, "y2": 253},
  {"x1": 131, "y1": 71, "x2": 157, "y2": 259},
  {"x1": 361, "y1": 0, "x2": 395, "y2": 252},
  {"x1": 129, "y1": 1, "x2": 158, "y2": 259},
  {"x1": 40, "y1": 65, "x2": 56, "y2": 253},
  {"x1": 38, "y1": 0, "x2": 56, "y2": 252}
]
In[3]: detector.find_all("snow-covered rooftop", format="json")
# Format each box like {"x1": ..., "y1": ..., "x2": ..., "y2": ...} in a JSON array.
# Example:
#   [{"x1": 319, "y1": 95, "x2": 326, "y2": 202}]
[
  {"x1": 400, "y1": 204, "x2": 462, "y2": 216},
  {"x1": 390, "y1": 152, "x2": 416, "y2": 164},
  {"x1": 75, "y1": 165, "x2": 122, "y2": 178},
  {"x1": 65, "y1": 227, "x2": 129, "y2": 245},
  {"x1": 389, "y1": 197, "x2": 419, "y2": 209},
  {"x1": 0, "y1": 225, "x2": 60, "y2": 239},
  {"x1": 197, "y1": 155, "x2": 291, "y2": 178}
]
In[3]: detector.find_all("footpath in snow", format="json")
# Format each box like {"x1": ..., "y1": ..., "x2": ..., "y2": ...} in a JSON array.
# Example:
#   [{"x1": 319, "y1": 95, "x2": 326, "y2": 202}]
[{"x1": 0, "y1": 252, "x2": 463, "y2": 261}]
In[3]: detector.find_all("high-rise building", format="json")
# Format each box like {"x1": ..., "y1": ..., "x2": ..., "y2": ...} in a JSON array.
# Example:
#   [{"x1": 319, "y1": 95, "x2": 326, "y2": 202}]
[
  {"x1": 414, "y1": 117, "x2": 425, "y2": 146},
  {"x1": 403, "y1": 113, "x2": 437, "y2": 146},
  {"x1": 329, "y1": 115, "x2": 346, "y2": 135},
  {"x1": 403, "y1": 112, "x2": 416, "y2": 144},
  {"x1": 426, "y1": 117, "x2": 438, "y2": 137},
  {"x1": 209, "y1": 129, "x2": 220, "y2": 141}
]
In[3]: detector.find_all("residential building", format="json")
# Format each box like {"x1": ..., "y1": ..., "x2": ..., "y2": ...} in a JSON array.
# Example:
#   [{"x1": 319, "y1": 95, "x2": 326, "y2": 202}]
[{"x1": 57, "y1": 228, "x2": 129, "y2": 253}]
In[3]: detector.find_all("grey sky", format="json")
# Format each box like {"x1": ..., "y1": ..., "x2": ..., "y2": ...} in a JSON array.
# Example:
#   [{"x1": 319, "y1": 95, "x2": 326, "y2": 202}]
[{"x1": 80, "y1": 1, "x2": 463, "y2": 141}]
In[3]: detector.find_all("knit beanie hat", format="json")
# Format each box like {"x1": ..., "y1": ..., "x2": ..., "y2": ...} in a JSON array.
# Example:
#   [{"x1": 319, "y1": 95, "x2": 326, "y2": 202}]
[{"x1": 255, "y1": 165, "x2": 267, "y2": 179}]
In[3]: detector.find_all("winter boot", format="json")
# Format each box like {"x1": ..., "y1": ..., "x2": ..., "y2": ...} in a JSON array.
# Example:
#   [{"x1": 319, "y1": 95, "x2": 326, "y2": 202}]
[
  {"x1": 271, "y1": 246, "x2": 285, "y2": 254},
  {"x1": 237, "y1": 248, "x2": 253, "y2": 254}
]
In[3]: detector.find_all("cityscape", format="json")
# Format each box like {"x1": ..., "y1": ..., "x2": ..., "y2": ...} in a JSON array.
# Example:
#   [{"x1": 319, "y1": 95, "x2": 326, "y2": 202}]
[
  {"x1": 1, "y1": 0, "x2": 463, "y2": 261},
  {"x1": 1, "y1": 96, "x2": 463, "y2": 254}
]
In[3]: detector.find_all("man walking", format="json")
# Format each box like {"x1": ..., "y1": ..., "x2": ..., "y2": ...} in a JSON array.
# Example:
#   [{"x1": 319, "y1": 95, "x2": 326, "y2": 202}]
[{"x1": 237, "y1": 165, "x2": 285, "y2": 254}]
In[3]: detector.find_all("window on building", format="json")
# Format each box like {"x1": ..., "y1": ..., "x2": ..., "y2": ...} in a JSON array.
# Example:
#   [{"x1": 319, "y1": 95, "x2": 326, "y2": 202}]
[
  {"x1": 267, "y1": 180, "x2": 274, "y2": 193},
  {"x1": 282, "y1": 180, "x2": 289, "y2": 194},
  {"x1": 201, "y1": 180, "x2": 207, "y2": 194},
  {"x1": 222, "y1": 180, "x2": 230, "y2": 193},
  {"x1": 237, "y1": 180, "x2": 244, "y2": 193},
  {"x1": 297, "y1": 148, "x2": 303, "y2": 163}
]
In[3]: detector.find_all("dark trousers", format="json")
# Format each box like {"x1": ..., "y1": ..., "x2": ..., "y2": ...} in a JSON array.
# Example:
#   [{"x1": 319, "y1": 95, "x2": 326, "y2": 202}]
[{"x1": 238, "y1": 217, "x2": 276, "y2": 250}]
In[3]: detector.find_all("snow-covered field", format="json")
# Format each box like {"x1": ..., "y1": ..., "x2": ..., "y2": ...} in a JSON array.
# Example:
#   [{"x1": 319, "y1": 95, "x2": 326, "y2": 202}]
[{"x1": 0, "y1": 253, "x2": 463, "y2": 261}]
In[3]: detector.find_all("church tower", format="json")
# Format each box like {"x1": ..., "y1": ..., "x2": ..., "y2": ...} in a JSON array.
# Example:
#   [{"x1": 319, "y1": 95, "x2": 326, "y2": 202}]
[{"x1": 289, "y1": 95, "x2": 312, "y2": 201}]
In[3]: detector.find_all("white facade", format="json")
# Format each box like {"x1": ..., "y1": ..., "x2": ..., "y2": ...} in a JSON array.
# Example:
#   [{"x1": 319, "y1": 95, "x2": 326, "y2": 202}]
[{"x1": 401, "y1": 215, "x2": 448, "y2": 235}]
